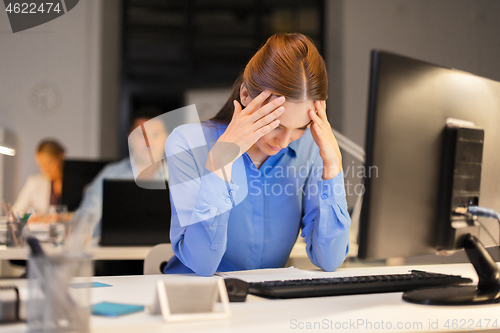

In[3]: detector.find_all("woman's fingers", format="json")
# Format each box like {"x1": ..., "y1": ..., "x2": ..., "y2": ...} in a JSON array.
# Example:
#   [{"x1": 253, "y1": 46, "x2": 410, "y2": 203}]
[
  {"x1": 252, "y1": 119, "x2": 280, "y2": 140},
  {"x1": 315, "y1": 100, "x2": 328, "y2": 122},
  {"x1": 242, "y1": 90, "x2": 272, "y2": 114},
  {"x1": 249, "y1": 95, "x2": 286, "y2": 121},
  {"x1": 252, "y1": 106, "x2": 284, "y2": 130},
  {"x1": 312, "y1": 122, "x2": 324, "y2": 135},
  {"x1": 309, "y1": 109, "x2": 324, "y2": 128},
  {"x1": 309, "y1": 105, "x2": 342, "y2": 171},
  {"x1": 310, "y1": 109, "x2": 329, "y2": 144},
  {"x1": 233, "y1": 100, "x2": 243, "y2": 117}
]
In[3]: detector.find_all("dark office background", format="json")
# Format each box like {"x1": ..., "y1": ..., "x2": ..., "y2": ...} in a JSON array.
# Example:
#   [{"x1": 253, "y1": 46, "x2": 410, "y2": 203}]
[
  {"x1": 1, "y1": 0, "x2": 500, "y2": 212},
  {"x1": 118, "y1": 0, "x2": 325, "y2": 157}
]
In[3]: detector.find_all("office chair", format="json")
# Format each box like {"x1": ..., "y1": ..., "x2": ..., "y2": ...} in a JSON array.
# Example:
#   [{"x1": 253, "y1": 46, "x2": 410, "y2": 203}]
[{"x1": 143, "y1": 243, "x2": 174, "y2": 275}]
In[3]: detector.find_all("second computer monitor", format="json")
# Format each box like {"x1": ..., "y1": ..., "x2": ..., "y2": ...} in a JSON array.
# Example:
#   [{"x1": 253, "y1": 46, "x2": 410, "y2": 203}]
[
  {"x1": 100, "y1": 179, "x2": 171, "y2": 246},
  {"x1": 61, "y1": 159, "x2": 113, "y2": 211}
]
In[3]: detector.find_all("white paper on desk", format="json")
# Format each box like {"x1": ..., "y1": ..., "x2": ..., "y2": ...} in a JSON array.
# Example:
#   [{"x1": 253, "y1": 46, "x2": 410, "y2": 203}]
[{"x1": 216, "y1": 267, "x2": 320, "y2": 283}]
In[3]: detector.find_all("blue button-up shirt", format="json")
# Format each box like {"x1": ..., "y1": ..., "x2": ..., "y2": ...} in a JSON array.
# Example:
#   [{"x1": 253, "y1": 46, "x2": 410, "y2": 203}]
[{"x1": 164, "y1": 121, "x2": 351, "y2": 276}]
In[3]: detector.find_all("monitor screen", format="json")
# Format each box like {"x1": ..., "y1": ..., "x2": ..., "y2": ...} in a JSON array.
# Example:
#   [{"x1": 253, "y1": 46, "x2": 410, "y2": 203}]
[
  {"x1": 61, "y1": 159, "x2": 113, "y2": 211},
  {"x1": 100, "y1": 179, "x2": 171, "y2": 246},
  {"x1": 358, "y1": 51, "x2": 500, "y2": 260}
]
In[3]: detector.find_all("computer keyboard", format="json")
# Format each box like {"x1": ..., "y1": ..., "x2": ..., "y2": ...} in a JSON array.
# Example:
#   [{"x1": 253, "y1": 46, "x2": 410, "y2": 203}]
[{"x1": 247, "y1": 270, "x2": 472, "y2": 299}]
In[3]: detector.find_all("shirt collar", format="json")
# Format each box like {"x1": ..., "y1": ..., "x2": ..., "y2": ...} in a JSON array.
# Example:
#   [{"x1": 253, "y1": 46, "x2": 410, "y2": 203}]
[{"x1": 286, "y1": 140, "x2": 298, "y2": 157}]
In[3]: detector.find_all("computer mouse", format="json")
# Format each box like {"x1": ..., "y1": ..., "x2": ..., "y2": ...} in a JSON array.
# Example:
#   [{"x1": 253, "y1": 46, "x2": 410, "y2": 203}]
[{"x1": 224, "y1": 278, "x2": 248, "y2": 302}]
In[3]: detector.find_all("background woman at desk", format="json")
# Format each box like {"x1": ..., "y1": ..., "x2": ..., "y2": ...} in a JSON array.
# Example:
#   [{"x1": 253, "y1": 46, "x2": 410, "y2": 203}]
[
  {"x1": 164, "y1": 33, "x2": 350, "y2": 276},
  {"x1": 13, "y1": 139, "x2": 65, "y2": 220}
]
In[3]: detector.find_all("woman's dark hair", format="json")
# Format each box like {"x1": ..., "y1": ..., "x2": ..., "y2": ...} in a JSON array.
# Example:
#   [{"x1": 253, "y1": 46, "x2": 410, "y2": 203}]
[
  {"x1": 211, "y1": 33, "x2": 328, "y2": 124},
  {"x1": 37, "y1": 139, "x2": 65, "y2": 158}
]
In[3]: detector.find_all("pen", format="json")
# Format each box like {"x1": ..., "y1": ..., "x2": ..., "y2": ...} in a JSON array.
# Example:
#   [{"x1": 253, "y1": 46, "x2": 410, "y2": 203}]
[
  {"x1": 7, "y1": 222, "x2": 19, "y2": 247},
  {"x1": 1, "y1": 201, "x2": 10, "y2": 221},
  {"x1": 7, "y1": 204, "x2": 22, "y2": 245},
  {"x1": 7, "y1": 204, "x2": 20, "y2": 222}
]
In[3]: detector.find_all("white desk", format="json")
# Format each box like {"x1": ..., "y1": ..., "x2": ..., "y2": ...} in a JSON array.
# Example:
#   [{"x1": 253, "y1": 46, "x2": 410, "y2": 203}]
[
  {"x1": 1, "y1": 263, "x2": 499, "y2": 333},
  {"x1": 0, "y1": 245, "x2": 157, "y2": 277},
  {"x1": 0, "y1": 245, "x2": 153, "y2": 260}
]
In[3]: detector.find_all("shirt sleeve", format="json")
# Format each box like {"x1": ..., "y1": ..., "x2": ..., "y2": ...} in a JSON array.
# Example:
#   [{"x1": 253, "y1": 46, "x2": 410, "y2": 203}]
[
  {"x1": 166, "y1": 127, "x2": 239, "y2": 277},
  {"x1": 301, "y1": 164, "x2": 351, "y2": 272}
]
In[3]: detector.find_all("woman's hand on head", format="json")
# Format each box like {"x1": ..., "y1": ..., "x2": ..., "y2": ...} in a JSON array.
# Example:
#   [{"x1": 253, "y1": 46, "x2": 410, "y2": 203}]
[
  {"x1": 309, "y1": 101, "x2": 343, "y2": 180},
  {"x1": 206, "y1": 90, "x2": 285, "y2": 180},
  {"x1": 218, "y1": 90, "x2": 285, "y2": 157}
]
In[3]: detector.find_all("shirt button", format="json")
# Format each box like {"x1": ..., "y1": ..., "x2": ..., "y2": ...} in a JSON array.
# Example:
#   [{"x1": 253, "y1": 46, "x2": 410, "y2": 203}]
[
  {"x1": 321, "y1": 194, "x2": 328, "y2": 200},
  {"x1": 323, "y1": 185, "x2": 328, "y2": 191},
  {"x1": 225, "y1": 198, "x2": 231, "y2": 204},
  {"x1": 228, "y1": 190, "x2": 234, "y2": 196}
]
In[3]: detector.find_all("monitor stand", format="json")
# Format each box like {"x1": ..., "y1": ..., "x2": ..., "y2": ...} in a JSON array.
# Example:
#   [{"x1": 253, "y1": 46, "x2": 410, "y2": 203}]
[{"x1": 403, "y1": 234, "x2": 500, "y2": 305}]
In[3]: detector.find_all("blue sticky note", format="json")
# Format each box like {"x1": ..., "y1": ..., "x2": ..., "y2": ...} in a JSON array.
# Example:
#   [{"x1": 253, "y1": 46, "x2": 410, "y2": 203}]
[
  {"x1": 92, "y1": 302, "x2": 145, "y2": 317},
  {"x1": 70, "y1": 282, "x2": 112, "y2": 289}
]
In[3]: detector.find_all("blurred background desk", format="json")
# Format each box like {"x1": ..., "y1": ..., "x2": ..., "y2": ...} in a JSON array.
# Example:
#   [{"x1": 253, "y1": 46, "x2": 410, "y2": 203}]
[
  {"x1": 0, "y1": 245, "x2": 153, "y2": 261},
  {"x1": 0, "y1": 245, "x2": 155, "y2": 277},
  {"x1": 0, "y1": 241, "x2": 317, "y2": 277}
]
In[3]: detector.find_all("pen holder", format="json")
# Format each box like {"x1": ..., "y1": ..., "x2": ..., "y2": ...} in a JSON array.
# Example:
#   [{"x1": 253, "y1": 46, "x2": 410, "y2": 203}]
[
  {"x1": 27, "y1": 252, "x2": 93, "y2": 333},
  {"x1": 5, "y1": 221, "x2": 27, "y2": 247}
]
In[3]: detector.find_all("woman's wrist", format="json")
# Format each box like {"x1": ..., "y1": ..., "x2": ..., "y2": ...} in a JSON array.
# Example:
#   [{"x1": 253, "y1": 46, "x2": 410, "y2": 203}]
[
  {"x1": 322, "y1": 161, "x2": 342, "y2": 180},
  {"x1": 212, "y1": 163, "x2": 233, "y2": 182},
  {"x1": 206, "y1": 141, "x2": 238, "y2": 182}
]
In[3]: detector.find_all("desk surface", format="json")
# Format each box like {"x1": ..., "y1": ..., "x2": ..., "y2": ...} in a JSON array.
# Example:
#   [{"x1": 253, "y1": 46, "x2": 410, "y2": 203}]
[
  {"x1": 0, "y1": 245, "x2": 153, "y2": 260},
  {"x1": 1, "y1": 263, "x2": 500, "y2": 333}
]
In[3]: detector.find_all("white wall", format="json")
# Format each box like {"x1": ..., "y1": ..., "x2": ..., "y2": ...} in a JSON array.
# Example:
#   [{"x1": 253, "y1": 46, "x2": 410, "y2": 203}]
[
  {"x1": 0, "y1": 0, "x2": 120, "y2": 203},
  {"x1": 325, "y1": 0, "x2": 500, "y2": 210},
  {"x1": 339, "y1": 0, "x2": 500, "y2": 147}
]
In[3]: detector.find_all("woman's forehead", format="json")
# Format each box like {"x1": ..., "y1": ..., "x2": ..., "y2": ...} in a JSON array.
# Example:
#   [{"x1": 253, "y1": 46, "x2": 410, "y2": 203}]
[{"x1": 274, "y1": 98, "x2": 314, "y2": 128}]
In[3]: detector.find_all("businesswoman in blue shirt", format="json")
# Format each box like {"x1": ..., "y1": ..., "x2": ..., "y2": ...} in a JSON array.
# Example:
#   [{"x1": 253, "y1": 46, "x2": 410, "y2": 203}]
[{"x1": 164, "y1": 33, "x2": 351, "y2": 276}]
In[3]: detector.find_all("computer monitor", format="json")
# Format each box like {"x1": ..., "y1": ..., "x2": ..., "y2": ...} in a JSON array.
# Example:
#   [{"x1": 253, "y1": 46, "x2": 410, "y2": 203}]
[
  {"x1": 358, "y1": 51, "x2": 500, "y2": 305},
  {"x1": 100, "y1": 180, "x2": 171, "y2": 246},
  {"x1": 61, "y1": 159, "x2": 113, "y2": 211}
]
